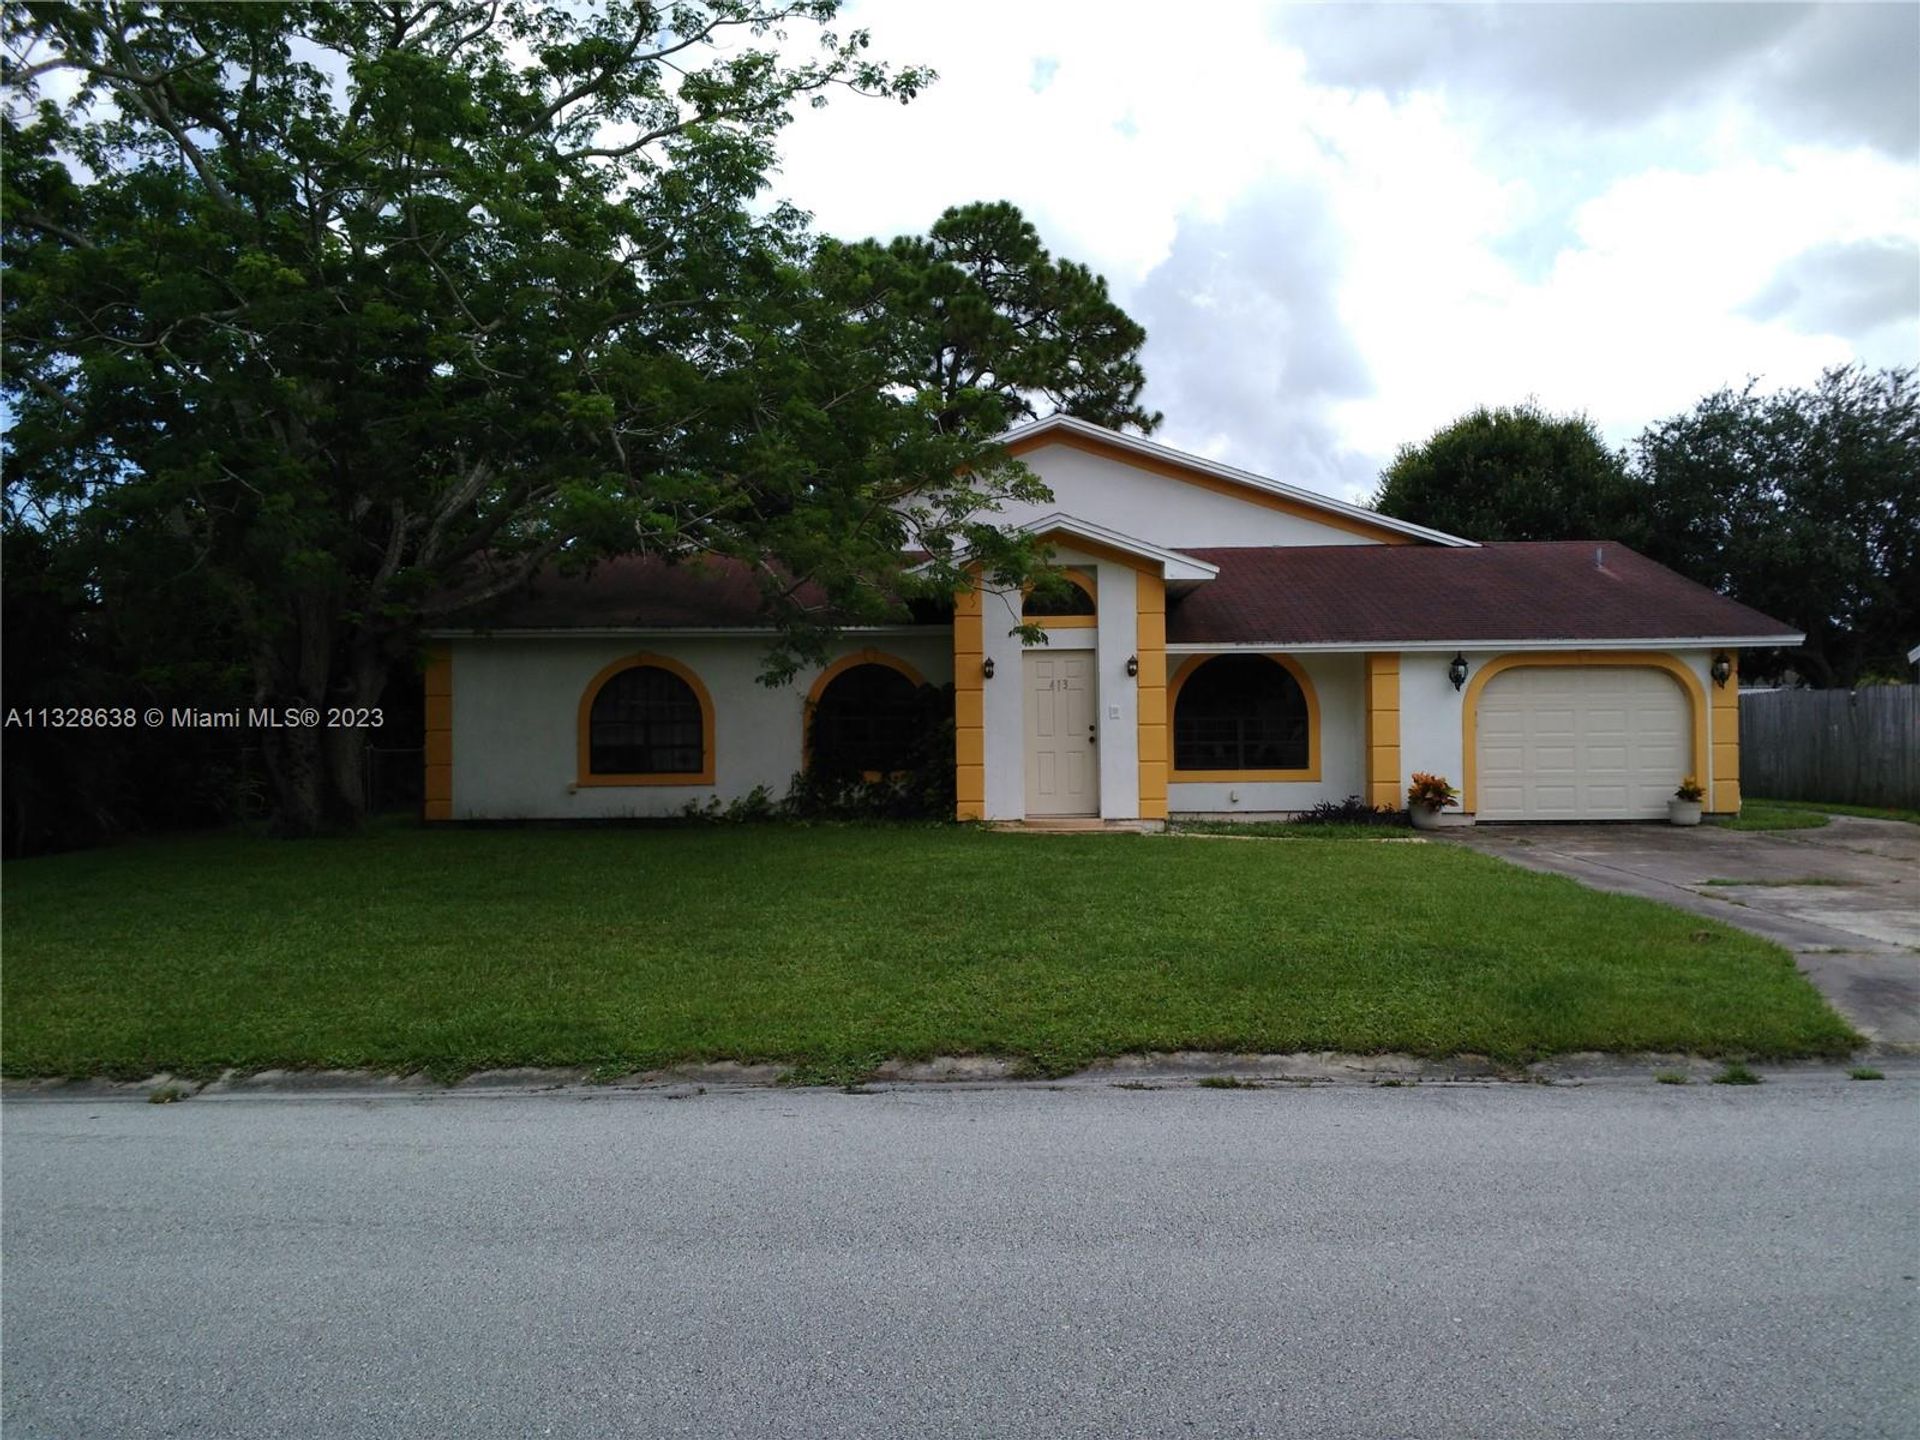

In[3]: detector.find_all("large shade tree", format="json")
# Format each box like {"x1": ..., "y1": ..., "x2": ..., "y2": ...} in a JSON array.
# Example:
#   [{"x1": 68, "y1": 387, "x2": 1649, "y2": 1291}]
[
  {"x1": 1371, "y1": 401, "x2": 1645, "y2": 545},
  {"x1": 1371, "y1": 371, "x2": 1918, "y2": 687},
  {"x1": 2, "y1": 2, "x2": 1152, "y2": 835},
  {"x1": 1633, "y1": 366, "x2": 1919, "y2": 687},
  {"x1": 815, "y1": 199, "x2": 1160, "y2": 435}
]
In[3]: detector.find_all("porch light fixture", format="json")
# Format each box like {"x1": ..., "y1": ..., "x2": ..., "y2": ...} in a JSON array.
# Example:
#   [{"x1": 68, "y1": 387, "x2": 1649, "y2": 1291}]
[
  {"x1": 1710, "y1": 652, "x2": 1732, "y2": 688},
  {"x1": 1125, "y1": 654, "x2": 1139, "y2": 677},
  {"x1": 1448, "y1": 652, "x2": 1469, "y2": 690},
  {"x1": 982, "y1": 656, "x2": 996, "y2": 680}
]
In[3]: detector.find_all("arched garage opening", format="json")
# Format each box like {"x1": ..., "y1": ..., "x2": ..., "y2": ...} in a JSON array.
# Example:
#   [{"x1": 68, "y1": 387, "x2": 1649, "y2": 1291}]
[{"x1": 1467, "y1": 656, "x2": 1705, "y2": 820}]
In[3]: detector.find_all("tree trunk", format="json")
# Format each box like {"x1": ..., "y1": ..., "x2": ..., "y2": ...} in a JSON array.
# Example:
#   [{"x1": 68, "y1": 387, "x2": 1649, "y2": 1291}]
[
  {"x1": 254, "y1": 614, "x2": 392, "y2": 836},
  {"x1": 260, "y1": 717, "x2": 350, "y2": 837}
]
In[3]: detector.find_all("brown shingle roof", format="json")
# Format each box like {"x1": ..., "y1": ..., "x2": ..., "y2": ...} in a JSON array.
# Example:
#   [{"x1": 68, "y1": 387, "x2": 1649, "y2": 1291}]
[
  {"x1": 460, "y1": 554, "x2": 832, "y2": 630},
  {"x1": 1168, "y1": 543, "x2": 1800, "y2": 646},
  {"x1": 452, "y1": 541, "x2": 1799, "y2": 646}
]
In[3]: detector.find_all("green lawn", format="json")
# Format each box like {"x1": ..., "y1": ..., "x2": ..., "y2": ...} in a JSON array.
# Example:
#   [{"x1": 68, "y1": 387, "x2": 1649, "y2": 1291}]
[
  {"x1": 1718, "y1": 799, "x2": 1920, "y2": 831},
  {"x1": 1, "y1": 823, "x2": 1860, "y2": 1082},
  {"x1": 1715, "y1": 802, "x2": 1833, "y2": 832},
  {"x1": 1766, "y1": 799, "x2": 1919, "y2": 826}
]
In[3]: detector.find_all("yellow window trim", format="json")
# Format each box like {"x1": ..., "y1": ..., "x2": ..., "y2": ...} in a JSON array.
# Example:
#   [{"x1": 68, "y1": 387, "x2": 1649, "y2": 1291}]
[
  {"x1": 801, "y1": 648, "x2": 927, "y2": 774},
  {"x1": 1166, "y1": 652, "x2": 1322, "y2": 783},
  {"x1": 1460, "y1": 651, "x2": 1709, "y2": 814},
  {"x1": 1024, "y1": 568, "x2": 1098, "y2": 629},
  {"x1": 576, "y1": 652, "x2": 716, "y2": 787}
]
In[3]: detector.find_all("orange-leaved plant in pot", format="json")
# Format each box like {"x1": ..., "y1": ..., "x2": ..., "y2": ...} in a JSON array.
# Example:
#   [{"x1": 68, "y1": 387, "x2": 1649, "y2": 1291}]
[
  {"x1": 1669, "y1": 775, "x2": 1704, "y2": 827},
  {"x1": 1406, "y1": 772, "x2": 1460, "y2": 830}
]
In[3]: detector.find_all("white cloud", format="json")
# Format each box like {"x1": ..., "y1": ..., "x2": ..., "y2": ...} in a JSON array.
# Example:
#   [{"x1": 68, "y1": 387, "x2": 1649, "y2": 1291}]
[{"x1": 772, "y1": 0, "x2": 1920, "y2": 500}]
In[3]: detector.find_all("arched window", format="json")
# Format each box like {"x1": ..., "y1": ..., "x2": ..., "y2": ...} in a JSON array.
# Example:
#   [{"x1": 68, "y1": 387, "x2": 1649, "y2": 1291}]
[
  {"x1": 1172, "y1": 655, "x2": 1313, "y2": 774},
  {"x1": 808, "y1": 657, "x2": 926, "y2": 778},
  {"x1": 578, "y1": 656, "x2": 713, "y2": 784},
  {"x1": 1023, "y1": 569, "x2": 1096, "y2": 622}
]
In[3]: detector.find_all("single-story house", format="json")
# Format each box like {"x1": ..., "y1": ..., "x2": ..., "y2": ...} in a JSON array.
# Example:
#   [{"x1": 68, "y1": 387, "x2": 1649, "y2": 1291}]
[{"x1": 424, "y1": 415, "x2": 1801, "y2": 825}]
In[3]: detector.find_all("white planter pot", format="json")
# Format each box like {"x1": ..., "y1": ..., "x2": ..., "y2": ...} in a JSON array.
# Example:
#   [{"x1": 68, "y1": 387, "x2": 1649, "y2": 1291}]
[
  {"x1": 1410, "y1": 805, "x2": 1449, "y2": 831},
  {"x1": 1668, "y1": 799, "x2": 1703, "y2": 826}
]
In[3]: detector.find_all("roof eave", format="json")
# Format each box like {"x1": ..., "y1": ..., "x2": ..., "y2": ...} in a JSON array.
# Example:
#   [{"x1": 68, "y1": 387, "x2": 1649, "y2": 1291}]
[{"x1": 1164, "y1": 633, "x2": 1806, "y2": 653}]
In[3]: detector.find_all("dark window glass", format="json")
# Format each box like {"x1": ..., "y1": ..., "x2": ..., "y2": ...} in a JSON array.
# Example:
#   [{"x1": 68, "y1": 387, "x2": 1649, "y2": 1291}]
[
  {"x1": 589, "y1": 665, "x2": 703, "y2": 775},
  {"x1": 1023, "y1": 575, "x2": 1096, "y2": 617},
  {"x1": 1173, "y1": 656, "x2": 1310, "y2": 771},
  {"x1": 811, "y1": 665, "x2": 922, "y2": 776}
]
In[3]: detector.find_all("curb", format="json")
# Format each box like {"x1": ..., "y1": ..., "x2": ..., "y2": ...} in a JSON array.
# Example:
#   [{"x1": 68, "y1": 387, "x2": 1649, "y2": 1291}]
[{"x1": 5, "y1": 1049, "x2": 1913, "y2": 1101}]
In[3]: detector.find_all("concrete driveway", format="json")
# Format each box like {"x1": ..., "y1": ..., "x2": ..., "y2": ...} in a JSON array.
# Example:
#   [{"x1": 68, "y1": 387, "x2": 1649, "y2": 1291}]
[{"x1": 1448, "y1": 815, "x2": 1920, "y2": 1049}]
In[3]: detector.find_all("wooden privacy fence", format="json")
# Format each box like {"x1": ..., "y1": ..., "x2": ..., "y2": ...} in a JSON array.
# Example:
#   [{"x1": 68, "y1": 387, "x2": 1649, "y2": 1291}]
[{"x1": 1739, "y1": 685, "x2": 1919, "y2": 808}]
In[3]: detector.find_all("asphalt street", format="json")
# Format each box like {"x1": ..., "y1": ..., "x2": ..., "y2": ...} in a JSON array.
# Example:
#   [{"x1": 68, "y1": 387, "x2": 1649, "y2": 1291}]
[{"x1": 4, "y1": 1074, "x2": 1916, "y2": 1439}]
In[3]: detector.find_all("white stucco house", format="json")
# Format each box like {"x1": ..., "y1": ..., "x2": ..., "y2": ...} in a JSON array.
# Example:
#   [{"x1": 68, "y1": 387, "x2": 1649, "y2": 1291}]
[{"x1": 423, "y1": 415, "x2": 1801, "y2": 825}]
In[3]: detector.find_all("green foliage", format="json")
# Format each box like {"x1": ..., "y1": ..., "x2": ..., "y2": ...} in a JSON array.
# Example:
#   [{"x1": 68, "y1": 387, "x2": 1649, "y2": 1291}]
[
  {"x1": 1754, "y1": 800, "x2": 1920, "y2": 826},
  {"x1": 1296, "y1": 796, "x2": 1404, "y2": 826},
  {"x1": 1374, "y1": 369, "x2": 1918, "y2": 688},
  {"x1": 2, "y1": 4, "x2": 1148, "y2": 836},
  {"x1": 1, "y1": 825, "x2": 1859, "y2": 1081},
  {"x1": 814, "y1": 200, "x2": 1160, "y2": 434},
  {"x1": 1710, "y1": 803, "x2": 1832, "y2": 833},
  {"x1": 1713, "y1": 1062, "x2": 1763, "y2": 1085},
  {"x1": 1633, "y1": 366, "x2": 1919, "y2": 686},
  {"x1": 679, "y1": 785, "x2": 782, "y2": 824},
  {"x1": 1373, "y1": 402, "x2": 1643, "y2": 544}
]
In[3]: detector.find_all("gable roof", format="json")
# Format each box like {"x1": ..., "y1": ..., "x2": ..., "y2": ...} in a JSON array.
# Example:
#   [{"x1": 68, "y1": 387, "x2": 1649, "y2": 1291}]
[
  {"x1": 1167, "y1": 543, "x2": 1803, "y2": 648},
  {"x1": 927, "y1": 512, "x2": 1220, "y2": 585},
  {"x1": 999, "y1": 414, "x2": 1477, "y2": 549}
]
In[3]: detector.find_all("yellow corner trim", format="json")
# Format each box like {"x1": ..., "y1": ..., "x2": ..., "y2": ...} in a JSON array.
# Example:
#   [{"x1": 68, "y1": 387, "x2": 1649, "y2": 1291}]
[
  {"x1": 576, "y1": 652, "x2": 717, "y2": 787},
  {"x1": 423, "y1": 645, "x2": 453, "y2": 819},
  {"x1": 1460, "y1": 651, "x2": 1708, "y2": 814},
  {"x1": 1710, "y1": 650, "x2": 1741, "y2": 813},
  {"x1": 1166, "y1": 653, "x2": 1322, "y2": 783}
]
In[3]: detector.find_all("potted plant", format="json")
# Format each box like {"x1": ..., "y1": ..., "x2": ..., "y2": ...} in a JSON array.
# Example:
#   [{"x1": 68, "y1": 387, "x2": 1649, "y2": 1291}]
[
  {"x1": 1669, "y1": 776, "x2": 1705, "y2": 826},
  {"x1": 1406, "y1": 772, "x2": 1462, "y2": 830}
]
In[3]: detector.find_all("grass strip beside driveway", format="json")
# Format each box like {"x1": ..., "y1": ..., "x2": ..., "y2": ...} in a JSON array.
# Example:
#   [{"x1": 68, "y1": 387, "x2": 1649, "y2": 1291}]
[{"x1": 2, "y1": 824, "x2": 1860, "y2": 1083}]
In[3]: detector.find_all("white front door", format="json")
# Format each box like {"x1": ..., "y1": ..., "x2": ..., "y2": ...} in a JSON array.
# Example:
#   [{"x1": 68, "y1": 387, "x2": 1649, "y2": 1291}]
[
  {"x1": 1025, "y1": 652, "x2": 1099, "y2": 817},
  {"x1": 1477, "y1": 666, "x2": 1691, "y2": 820}
]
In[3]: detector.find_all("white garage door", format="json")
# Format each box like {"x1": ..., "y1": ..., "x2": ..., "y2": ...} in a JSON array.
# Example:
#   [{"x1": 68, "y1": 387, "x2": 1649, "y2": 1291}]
[{"x1": 1476, "y1": 667, "x2": 1690, "y2": 820}]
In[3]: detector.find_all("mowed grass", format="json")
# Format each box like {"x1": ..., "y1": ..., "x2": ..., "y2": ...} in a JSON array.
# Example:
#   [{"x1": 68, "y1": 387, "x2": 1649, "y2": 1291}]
[
  {"x1": 1764, "y1": 799, "x2": 1920, "y2": 826},
  {"x1": 1719, "y1": 799, "x2": 1920, "y2": 831},
  {"x1": 1, "y1": 824, "x2": 1860, "y2": 1082}
]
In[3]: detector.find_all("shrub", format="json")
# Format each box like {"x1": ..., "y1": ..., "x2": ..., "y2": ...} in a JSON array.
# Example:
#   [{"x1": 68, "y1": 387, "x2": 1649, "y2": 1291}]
[
  {"x1": 1299, "y1": 795, "x2": 1407, "y2": 827},
  {"x1": 1407, "y1": 772, "x2": 1459, "y2": 811},
  {"x1": 680, "y1": 785, "x2": 779, "y2": 824},
  {"x1": 786, "y1": 682, "x2": 956, "y2": 821}
]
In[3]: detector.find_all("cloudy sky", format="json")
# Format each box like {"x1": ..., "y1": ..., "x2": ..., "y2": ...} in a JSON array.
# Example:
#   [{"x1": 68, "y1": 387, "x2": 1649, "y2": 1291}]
[{"x1": 771, "y1": 2, "x2": 1920, "y2": 503}]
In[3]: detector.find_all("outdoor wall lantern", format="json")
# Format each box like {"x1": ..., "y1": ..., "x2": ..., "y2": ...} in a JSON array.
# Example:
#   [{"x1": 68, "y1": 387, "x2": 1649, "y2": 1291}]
[
  {"x1": 1710, "y1": 653, "x2": 1732, "y2": 688},
  {"x1": 1125, "y1": 654, "x2": 1139, "y2": 677},
  {"x1": 1448, "y1": 652, "x2": 1469, "y2": 690},
  {"x1": 982, "y1": 656, "x2": 996, "y2": 680}
]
